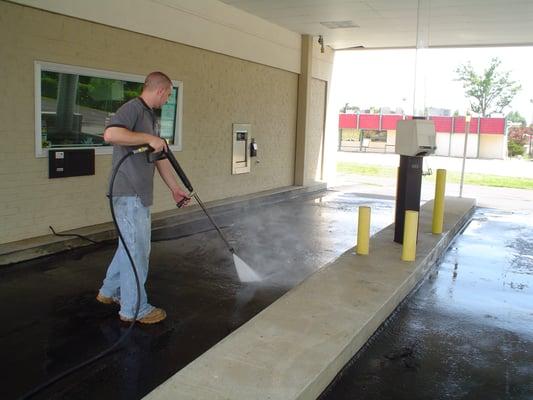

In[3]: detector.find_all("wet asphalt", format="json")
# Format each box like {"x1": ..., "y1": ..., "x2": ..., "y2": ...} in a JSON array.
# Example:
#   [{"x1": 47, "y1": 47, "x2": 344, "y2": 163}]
[
  {"x1": 319, "y1": 208, "x2": 533, "y2": 400},
  {"x1": 0, "y1": 190, "x2": 394, "y2": 400}
]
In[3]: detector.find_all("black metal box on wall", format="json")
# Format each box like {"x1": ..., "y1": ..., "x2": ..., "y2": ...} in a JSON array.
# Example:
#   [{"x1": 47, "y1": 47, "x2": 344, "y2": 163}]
[{"x1": 48, "y1": 149, "x2": 95, "y2": 179}]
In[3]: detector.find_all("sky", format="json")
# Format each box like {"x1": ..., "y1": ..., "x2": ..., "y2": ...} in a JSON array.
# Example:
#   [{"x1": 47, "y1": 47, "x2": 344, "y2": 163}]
[{"x1": 331, "y1": 46, "x2": 533, "y2": 124}]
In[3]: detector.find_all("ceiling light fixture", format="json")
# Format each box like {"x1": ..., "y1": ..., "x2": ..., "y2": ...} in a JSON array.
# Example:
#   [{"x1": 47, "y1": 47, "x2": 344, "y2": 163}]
[{"x1": 319, "y1": 20, "x2": 359, "y2": 29}]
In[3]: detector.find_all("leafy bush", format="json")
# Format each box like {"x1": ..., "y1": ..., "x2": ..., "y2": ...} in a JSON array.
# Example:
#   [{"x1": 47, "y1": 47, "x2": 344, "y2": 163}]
[
  {"x1": 42, "y1": 76, "x2": 58, "y2": 98},
  {"x1": 508, "y1": 140, "x2": 525, "y2": 157},
  {"x1": 507, "y1": 126, "x2": 530, "y2": 157}
]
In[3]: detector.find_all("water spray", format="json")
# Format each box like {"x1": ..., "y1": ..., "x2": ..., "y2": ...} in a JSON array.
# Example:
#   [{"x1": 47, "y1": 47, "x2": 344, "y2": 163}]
[{"x1": 146, "y1": 146, "x2": 260, "y2": 282}]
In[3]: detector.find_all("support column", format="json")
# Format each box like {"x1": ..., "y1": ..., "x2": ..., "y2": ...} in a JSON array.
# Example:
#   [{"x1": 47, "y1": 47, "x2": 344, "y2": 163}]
[{"x1": 294, "y1": 34, "x2": 313, "y2": 186}]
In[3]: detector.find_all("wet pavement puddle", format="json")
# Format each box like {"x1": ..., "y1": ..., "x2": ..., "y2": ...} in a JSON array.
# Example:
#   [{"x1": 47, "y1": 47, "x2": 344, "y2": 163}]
[
  {"x1": 1, "y1": 190, "x2": 393, "y2": 400},
  {"x1": 319, "y1": 208, "x2": 533, "y2": 400}
]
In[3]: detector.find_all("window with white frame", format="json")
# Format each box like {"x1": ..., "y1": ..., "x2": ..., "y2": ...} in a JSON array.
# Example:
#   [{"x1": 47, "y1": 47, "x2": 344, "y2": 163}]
[{"x1": 35, "y1": 62, "x2": 183, "y2": 157}]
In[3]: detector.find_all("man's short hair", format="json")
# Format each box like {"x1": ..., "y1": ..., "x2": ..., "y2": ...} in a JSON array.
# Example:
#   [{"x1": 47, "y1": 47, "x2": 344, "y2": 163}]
[{"x1": 143, "y1": 71, "x2": 172, "y2": 91}]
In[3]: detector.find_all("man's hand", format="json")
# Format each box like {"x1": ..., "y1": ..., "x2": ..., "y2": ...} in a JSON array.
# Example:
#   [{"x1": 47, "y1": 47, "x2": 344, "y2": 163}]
[
  {"x1": 172, "y1": 187, "x2": 191, "y2": 207},
  {"x1": 147, "y1": 136, "x2": 168, "y2": 153}
]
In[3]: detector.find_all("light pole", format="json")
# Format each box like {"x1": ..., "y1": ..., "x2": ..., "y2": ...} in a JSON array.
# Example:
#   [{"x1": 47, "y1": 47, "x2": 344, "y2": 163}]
[
  {"x1": 530, "y1": 99, "x2": 533, "y2": 157},
  {"x1": 459, "y1": 114, "x2": 471, "y2": 197}
]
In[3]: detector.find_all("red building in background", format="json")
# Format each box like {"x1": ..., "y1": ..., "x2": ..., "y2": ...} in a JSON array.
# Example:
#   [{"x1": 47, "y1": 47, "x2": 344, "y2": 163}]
[{"x1": 338, "y1": 113, "x2": 506, "y2": 159}]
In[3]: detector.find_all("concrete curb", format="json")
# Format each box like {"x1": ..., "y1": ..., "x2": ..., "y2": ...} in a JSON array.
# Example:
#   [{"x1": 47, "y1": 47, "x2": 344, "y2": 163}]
[
  {"x1": 143, "y1": 196, "x2": 475, "y2": 400},
  {"x1": 0, "y1": 183, "x2": 326, "y2": 266}
]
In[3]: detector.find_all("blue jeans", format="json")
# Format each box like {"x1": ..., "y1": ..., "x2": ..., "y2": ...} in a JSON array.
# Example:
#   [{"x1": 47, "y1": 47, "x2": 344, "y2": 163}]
[{"x1": 100, "y1": 196, "x2": 154, "y2": 319}]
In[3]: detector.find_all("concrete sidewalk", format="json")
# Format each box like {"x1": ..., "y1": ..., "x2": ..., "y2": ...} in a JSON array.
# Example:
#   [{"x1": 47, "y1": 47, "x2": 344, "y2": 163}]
[
  {"x1": 144, "y1": 197, "x2": 475, "y2": 400},
  {"x1": 333, "y1": 174, "x2": 533, "y2": 212},
  {"x1": 333, "y1": 151, "x2": 533, "y2": 212}
]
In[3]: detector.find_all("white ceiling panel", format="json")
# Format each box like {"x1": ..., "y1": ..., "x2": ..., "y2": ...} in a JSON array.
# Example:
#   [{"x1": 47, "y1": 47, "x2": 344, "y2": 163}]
[{"x1": 220, "y1": 0, "x2": 533, "y2": 49}]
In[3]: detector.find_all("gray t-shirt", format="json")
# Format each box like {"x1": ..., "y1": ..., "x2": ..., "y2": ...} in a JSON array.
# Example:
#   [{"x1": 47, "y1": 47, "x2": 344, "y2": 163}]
[{"x1": 107, "y1": 97, "x2": 160, "y2": 206}]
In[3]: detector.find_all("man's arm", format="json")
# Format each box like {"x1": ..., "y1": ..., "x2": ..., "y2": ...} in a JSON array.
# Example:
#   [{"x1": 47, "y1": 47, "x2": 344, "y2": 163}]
[
  {"x1": 104, "y1": 127, "x2": 166, "y2": 152},
  {"x1": 156, "y1": 159, "x2": 191, "y2": 205},
  {"x1": 155, "y1": 159, "x2": 180, "y2": 191}
]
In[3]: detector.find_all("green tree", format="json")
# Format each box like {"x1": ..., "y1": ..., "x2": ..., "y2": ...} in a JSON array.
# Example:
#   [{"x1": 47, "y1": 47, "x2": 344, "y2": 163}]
[
  {"x1": 455, "y1": 58, "x2": 521, "y2": 117},
  {"x1": 506, "y1": 111, "x2": 526, "y2": 127}
]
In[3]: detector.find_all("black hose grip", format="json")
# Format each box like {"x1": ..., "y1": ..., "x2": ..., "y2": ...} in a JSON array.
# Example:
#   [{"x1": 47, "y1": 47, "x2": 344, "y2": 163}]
[
  {"x1": 145, "y1": 147, "x2": 167, "y2": 163},
  {"x1": 176, "y1": 197, "x2": 188, "y2": 208},
  {"x1": 164, "y1": 148, "x2": 194, "y2": 192}
]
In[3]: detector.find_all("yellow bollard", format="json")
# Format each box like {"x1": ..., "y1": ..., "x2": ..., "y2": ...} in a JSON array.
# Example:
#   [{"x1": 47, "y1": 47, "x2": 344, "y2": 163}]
[
  {"x1": 432, "y1": 169, "x2": 446, "y2": 234},
  {"x1": 401, "y1": 210, "x2": 418, "y2": 261},
  {"x1": 356, "y1": 206, "x2": 371, "y2": 255}
]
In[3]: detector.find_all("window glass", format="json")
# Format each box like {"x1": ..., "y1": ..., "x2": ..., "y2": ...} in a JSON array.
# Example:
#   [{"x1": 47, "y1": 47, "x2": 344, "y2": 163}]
[
  {"x1": 38, "y1": 64, "x2": 181, "y2": 153},
  {"x1": 158, "y1": 87, "x2": 178, "y2": 143}
]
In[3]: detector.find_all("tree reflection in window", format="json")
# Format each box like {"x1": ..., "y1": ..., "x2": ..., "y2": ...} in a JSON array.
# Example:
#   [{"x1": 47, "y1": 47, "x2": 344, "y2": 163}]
[{"x1": 40, "y1": 70, "x2": 178, "y2": 149}]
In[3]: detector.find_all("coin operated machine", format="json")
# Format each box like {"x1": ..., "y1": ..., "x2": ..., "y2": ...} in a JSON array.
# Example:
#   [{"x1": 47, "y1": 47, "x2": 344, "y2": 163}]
[{"x1": 394, "y1": 118, "x2": 437, "y2": 243}]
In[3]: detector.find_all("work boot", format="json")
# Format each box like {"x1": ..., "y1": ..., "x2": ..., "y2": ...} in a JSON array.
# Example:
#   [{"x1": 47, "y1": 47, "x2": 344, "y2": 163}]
[
  {"x1": 120, "y1": 308, "x2": 167, "y2": 324},
  {"x1": 96, "y1": 292, "x2": 120, "y2": 305}
]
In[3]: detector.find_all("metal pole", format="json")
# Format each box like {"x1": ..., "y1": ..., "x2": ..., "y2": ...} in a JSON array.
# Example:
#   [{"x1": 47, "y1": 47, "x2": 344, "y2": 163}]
[
  {"x1": 193, "y1": 193, "x2": 234, "y2": 253},
  {"x1": 356, "y1": 206, "x2": 371, "y2": 255},
  {"x1": 432, "y1": 169, "x2": 446, "y2": 234},
  {"x1": 401, "y1": 210, "x2": 419, "y2": 262},
  {"x1": 459, "y1": 116, "x2": 471, "y2": 197},
  {"x1": 449, "y1": 116, "x2": 454, "y2": 156},
  {"x1": 476, "y1": 116, "x2": 481, "y2": 158}
]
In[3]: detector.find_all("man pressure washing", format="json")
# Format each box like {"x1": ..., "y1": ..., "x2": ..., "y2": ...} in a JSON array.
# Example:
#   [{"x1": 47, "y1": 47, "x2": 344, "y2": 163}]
[{"x1": 96, "y1": 71, "x2": 190, "y2": 324}]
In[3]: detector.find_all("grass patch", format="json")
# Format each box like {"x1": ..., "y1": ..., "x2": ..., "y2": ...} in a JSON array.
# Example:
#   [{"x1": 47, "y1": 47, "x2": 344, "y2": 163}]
[
  {"x1": 337, "y1": 162, "x2": 533, "y2": 190},
  {"x1": 337, "y1": 163, "x2": 397, "y2": 177}
]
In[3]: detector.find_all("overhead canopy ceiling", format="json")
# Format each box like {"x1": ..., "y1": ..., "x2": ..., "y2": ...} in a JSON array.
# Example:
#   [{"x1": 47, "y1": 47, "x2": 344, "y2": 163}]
[{"x1": 220, "y1": 0, "x2": 533, "y2": 50}]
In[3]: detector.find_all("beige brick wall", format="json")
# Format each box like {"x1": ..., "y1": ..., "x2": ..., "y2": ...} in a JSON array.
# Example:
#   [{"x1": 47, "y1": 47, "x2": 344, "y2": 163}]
[
  {"x1": 305, "y1": 79, "x2": 327, "y2": 183},
  {"x1": 0, "y1": 2, "x2": 299, "y2": 244}
]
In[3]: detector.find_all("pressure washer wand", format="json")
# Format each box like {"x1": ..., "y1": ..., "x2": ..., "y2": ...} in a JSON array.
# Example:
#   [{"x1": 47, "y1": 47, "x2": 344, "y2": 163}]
[
  {"x1": 142, "y1": 145, "x2": 259, "y2": 282},
  {"x1": 191, "y1": 192, "x2": 234, "y2": 253},
  {"x1": 161, "y1": 147, "x2": 235, "y2": 253}
]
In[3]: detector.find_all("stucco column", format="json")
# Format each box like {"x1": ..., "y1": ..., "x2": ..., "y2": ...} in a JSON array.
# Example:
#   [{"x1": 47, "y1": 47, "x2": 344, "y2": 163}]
[{"x1": 294, "y1": 34, "x2": 313, "y2": 186}]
